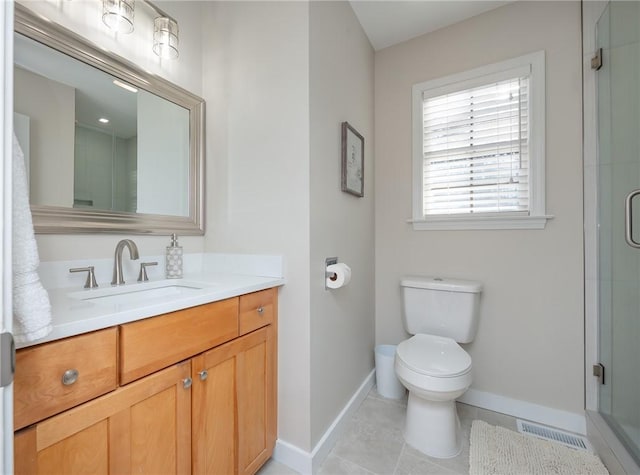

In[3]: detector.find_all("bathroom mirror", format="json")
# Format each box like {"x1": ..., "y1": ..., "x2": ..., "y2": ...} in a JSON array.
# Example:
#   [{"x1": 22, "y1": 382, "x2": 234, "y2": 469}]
[{"x1": 13, "y1": 5, "x2": 205, "y2": 234}]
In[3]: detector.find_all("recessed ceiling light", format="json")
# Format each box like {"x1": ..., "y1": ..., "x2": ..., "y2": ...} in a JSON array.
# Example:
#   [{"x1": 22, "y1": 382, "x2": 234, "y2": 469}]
[
  {"x1": 99, "y1": 118, "x2": 110, "y2": 124},
  {"x1": 113, "y1": 79, "x2": 138, "y2": 93}
]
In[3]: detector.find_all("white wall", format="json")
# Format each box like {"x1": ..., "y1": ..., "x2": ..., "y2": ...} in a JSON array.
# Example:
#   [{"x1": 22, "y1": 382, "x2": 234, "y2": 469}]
[
  {"x1": 309, "y1": 1, "x2": 375, "y2": 447},
  {"x1": 375, "y1": 1, "x2": 584, "y2": 415},
  {"x1": 17, "y1": 1, "x2": 207, "y2": 262},
  {"x1": 201, "y1": 1, "x2": 313, "y2": 451},
  {"x1": 202, "y1": 0, "x2": 376, "y2": 453},
  {"x1": 14, "y1": 67, "x2": 74, "y2": 208},
  {"x1": 136, "y1": 90, "x2": 189, "y2": 217}
]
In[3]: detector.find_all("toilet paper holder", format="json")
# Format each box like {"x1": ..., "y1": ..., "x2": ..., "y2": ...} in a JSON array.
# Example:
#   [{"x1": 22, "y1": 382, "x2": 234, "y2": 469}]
[{"x1": 325, "y1": 257, "x2": 338, "y2": 290}]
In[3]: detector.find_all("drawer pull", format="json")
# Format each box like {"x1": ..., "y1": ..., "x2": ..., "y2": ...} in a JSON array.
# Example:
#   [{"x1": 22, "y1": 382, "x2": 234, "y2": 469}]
[
  {"x1": 198, "y1": 370, "x2": 208, "y2": 381},
  {"x1": 257, "y1": 306, "x2": 264, "y2": 315},
  {"x1": 61, "y1": 369, "x2": 79, "y2": 386},
  {"x1": 183, "y1": 377, "x2": 192, "y2": 389}
]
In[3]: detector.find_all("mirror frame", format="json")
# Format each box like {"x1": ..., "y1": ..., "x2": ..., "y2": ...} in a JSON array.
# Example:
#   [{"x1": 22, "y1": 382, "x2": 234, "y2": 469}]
[{"x1": 15, "y1": 4, "x2": 205, "y2": 235}]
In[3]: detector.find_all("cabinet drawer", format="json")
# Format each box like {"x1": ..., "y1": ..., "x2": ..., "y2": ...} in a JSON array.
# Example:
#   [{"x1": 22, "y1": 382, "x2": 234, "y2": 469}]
[
  {"x1": 14, "y1": 328, "x2": 117, "y2": 430},
  {"x1": 239, "y1": 288, "x2": 276, "y2": 335},
  {"x1": 120, "y1": 298, "x2": 239, "y2": 384}
]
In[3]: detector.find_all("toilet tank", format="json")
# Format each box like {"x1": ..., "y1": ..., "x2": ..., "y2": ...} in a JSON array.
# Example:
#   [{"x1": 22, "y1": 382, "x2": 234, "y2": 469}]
[{"x1": 401, "y1": 276, "x2": 482, "y2": 344}]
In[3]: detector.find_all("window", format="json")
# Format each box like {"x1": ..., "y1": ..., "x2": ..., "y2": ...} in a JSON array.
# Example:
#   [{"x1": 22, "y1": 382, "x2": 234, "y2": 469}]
[{"x1": 411, "y1": 51, "x2": 550, "y2": 230}]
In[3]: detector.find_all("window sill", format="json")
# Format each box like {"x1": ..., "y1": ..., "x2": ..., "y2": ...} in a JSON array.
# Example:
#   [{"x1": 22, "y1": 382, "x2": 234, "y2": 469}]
[{"x1": 408, "y1": 214, "x2": 554, "y2": 231}]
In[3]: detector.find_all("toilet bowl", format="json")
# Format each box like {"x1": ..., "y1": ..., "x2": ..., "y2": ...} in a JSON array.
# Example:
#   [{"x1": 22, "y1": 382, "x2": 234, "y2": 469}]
[
  {"x1": 395, "y1": 334, "x2": 472, "y2": 458},
  {"x1": 394, "y1": 276, "x2": 482, "y2": 459}
]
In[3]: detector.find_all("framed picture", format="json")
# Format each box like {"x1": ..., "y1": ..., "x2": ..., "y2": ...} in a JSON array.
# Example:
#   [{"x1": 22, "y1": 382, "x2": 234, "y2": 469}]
[{"x1": 341, "y1": 121, "x2": 364, "y2": 197}]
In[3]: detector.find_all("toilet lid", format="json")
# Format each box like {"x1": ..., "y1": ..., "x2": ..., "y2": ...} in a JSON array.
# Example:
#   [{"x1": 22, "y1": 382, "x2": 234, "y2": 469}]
[{"x1": 396, "y1": 334, "x2": 471, "y2": 378}]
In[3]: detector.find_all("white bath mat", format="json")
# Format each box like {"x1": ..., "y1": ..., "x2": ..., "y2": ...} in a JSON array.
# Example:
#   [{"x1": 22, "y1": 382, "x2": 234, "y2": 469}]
[{"x1": 469, "y1": 420, "x2": 609, "y2": 475}]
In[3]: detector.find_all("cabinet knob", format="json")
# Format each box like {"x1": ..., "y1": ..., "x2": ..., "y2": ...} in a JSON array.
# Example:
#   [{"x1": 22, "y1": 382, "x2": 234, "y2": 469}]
[
  {"x1": 62, "y1": 369, "x2": 79, "y2": 386},
  {"x1": 198, "y1": 370, "x2": 208, "y2": 381},
  {"x1": 257, "y1": 306, "x2": 264, "y2": 315},
  {"x1": 183, "y1": 377, "x2": 192, "y2": 389}
]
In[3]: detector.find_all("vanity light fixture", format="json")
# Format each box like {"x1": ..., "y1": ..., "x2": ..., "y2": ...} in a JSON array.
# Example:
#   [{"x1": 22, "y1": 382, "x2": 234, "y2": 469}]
[
  {"x1": 101, "y1": 0, "x2": 179, "y2": 60},
  {"x1": 113, "y1": 79, "x2": 138, "y2": 93},
  {"x1": 151, "y1": 1, "x2": 179, "y2": 60},
  {"x1": 153, "y1": 16, "x2": 179, "y2": 59},
  {"x1": 102, "y1": 0, "x2": 135, "y2": 34}
]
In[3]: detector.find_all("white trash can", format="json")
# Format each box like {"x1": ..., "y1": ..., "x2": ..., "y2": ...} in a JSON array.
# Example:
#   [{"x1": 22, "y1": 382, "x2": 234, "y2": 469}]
[{"x1": 374, "y1": 344, "x2": 406, "y2": 399}]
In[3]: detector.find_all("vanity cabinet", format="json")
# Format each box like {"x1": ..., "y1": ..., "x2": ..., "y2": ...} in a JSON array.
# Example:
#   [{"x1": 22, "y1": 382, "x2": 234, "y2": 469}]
[
  {"x1": 14, "y1": 287, "x2": 278, "y2": 475},
  {"x1": 13, "y1": 328, "x2": 118, "y2": 431},
  {"x1": 119, "y1": 298, "x2": 239, "y2": 385},
  {"x1": 192, "y1": 324, "x2": 276, "y2": 475},
  {"x1": 15, "y1": 361, "x2": 192, "y2": 474}
]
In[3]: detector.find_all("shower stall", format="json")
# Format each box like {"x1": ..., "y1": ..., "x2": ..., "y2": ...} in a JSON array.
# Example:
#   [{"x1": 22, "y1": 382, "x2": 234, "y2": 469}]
[{"x1": 584, "y1": 1, "x2": 640, "y2": 472}]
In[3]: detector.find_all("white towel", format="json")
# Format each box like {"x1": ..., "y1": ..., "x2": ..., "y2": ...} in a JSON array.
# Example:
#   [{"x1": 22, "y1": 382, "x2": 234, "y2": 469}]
[{"x1": 12, "y1": 132, "x2": 52, "y2": 343}]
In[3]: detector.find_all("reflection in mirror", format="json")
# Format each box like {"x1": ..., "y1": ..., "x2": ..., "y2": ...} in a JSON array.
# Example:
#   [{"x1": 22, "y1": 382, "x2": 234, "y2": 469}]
[{"x1": 13, "y1": 5, "x2": 204, "y2": 234}]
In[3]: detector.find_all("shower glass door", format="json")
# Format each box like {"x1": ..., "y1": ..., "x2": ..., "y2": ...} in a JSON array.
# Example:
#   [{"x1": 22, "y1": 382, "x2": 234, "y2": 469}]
[{"x1": 597, "y1": 1, "x2": 640, "y2": 464}]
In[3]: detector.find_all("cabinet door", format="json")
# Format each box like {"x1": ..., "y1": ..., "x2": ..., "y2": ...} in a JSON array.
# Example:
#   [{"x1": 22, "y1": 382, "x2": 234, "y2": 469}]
[
  {"x1": 237, "y1": 325, "x2": 276, "y2": 475},
  {"x1": 15, "y1": 361, "x2": 191, "y2": 475},
  {"x1": 192, "y1": 326, "x2": 276, "y2": 475},
  {"x1": 191, "y1": 340, "x2": 238, "y2": 475}
]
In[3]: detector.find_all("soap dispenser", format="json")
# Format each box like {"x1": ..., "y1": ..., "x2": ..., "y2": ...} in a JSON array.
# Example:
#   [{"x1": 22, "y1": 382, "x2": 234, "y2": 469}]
[{"x1": 165, "y1": 233, "x2": 183, "y2": 279}]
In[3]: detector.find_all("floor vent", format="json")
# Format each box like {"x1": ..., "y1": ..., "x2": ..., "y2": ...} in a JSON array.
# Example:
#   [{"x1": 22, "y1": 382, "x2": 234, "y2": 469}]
[{"x1": 516, "y1": 420, "x2": 593, "y2": 452}]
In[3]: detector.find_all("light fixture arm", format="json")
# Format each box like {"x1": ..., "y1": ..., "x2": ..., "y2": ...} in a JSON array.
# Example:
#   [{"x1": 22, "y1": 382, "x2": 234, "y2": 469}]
[{"x1": 143, "y1": 0, "x2": 178, "y2": 25}]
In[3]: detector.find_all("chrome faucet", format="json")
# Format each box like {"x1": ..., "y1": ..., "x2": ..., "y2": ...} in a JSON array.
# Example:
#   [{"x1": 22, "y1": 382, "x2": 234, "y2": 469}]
[{"x1": 111, "y1": 239, "x2": 140, "y2": 286}]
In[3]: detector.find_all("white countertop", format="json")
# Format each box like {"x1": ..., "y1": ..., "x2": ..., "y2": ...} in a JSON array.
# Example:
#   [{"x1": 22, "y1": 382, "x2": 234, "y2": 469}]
[{"x1": 18, "y1": 271, "x2": 284, "y2": 349}]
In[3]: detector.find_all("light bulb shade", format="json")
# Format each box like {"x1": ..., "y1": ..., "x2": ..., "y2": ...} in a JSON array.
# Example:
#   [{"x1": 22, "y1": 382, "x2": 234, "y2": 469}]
[
  {"x1": 102, "y1": 0, "x2": 135, "y2": 34},
  {"x1": 153, "y1": 17, "x2": 179, "y2": 59}
]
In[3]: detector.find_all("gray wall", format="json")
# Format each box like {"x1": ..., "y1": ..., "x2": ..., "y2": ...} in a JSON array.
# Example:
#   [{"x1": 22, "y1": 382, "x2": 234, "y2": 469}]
[
  {"x1": 309, "y1": 1, "x2": 375, "y2": 447},
  {"x1": 374, "y1": 0, "x2": 584, "y2": 415}
]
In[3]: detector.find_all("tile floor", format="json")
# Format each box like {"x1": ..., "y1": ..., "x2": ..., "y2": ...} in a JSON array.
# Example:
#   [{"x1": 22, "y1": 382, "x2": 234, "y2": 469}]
[{"x1": 258, "y1": 386, "x2": 519, "y2": 475}]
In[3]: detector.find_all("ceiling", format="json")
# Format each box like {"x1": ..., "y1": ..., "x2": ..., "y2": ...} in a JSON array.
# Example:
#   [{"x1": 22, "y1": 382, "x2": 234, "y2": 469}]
[{"x1": 349, "y1": 1, "x2": 512, "y2": 51}]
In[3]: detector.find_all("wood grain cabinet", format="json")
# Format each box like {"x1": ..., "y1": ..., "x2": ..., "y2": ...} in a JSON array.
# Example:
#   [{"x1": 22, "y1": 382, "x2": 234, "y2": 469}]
[
  {"x1": 14, "y1": 287, "x2": 278, "y2": 475},
  {"x1": 14, "y1": 328, "x2": 118, "y2": 431},
  {"x1": 15, "y1": 361, "x2": 192, "y2": 474},
  {"x1": 192, "y1": 324, "x2": 276, "y2": 475}
]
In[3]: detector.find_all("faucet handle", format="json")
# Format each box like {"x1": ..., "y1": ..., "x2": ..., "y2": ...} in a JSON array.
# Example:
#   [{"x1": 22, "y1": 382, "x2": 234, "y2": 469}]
[
  {"x1": 69, "y1": 266, "x2": 98, "y2": 289},
  {"x1": 138, "y1": 261, "x2": 158, "y2": 282}
]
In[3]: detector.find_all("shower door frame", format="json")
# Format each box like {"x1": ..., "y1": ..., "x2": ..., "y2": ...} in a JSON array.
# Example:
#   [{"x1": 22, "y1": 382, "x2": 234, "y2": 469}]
[{"x1": 583, "y1": 2, "x2": 640, "y2": 473}]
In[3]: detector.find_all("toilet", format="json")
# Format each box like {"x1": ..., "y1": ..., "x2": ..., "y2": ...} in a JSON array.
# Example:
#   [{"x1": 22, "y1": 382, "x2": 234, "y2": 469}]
[{"x1": 394, "y1": 276, "x2": 482, "y2": 459}]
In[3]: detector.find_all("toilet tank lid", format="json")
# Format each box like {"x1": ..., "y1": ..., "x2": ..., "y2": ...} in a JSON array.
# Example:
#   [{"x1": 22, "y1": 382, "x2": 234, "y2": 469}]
[{"x1": 401, "y1": 276, "x2": 482, "y2": 293}]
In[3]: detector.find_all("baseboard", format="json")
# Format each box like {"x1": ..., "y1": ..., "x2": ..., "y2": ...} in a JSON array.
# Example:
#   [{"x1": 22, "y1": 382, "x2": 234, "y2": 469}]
[
  {"x1": 459, "y1": 388, "x2": 587, "y2": 435},
  {"x1": 273, "y1": 369, "x2": 375, "y2": 475},
  {"x1": 273, "y1": 439, "x2": 313, "y2": 475},
  {"x1": 310, "y1": 369, "x2": 375, "y2": 472}
]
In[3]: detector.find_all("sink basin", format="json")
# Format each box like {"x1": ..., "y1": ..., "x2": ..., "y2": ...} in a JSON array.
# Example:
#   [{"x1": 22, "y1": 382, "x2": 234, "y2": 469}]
[{"x1": 68, "y1": 280, "x2": 216, "y2": 306}]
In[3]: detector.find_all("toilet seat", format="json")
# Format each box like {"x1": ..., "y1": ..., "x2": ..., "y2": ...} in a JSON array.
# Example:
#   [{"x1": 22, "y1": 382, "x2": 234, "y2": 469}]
[{"x1": 396, "y1": 334, "x2": 471, "y2": 378}]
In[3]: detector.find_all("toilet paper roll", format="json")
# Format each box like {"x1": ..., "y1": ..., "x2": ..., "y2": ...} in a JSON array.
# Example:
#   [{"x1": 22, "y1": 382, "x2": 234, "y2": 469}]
[{"x1": 326, "y1": 263, "x2": 351, "y2": 289}]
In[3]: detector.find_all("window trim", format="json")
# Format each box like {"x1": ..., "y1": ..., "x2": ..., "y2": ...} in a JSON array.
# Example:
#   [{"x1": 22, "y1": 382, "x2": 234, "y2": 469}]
[{"x1": 411, "y1": 51, "x2": 552, "y2": 231}]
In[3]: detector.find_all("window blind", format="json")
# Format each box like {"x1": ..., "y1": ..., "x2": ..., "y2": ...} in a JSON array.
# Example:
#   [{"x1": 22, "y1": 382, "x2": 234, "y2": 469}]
[{"x1": 421, "y1": 76, "x2": 530, "y2": 216}]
